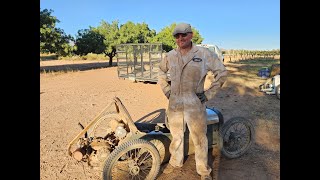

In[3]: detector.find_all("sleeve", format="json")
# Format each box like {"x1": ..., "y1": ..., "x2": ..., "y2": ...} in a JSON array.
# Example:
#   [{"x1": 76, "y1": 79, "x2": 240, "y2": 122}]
[
  {"x1": 158, "y1": 53, "x2": 171, "y2": 98},
  {"x1": 204, "y1": 53, "x2": 228, "y2": 100}
]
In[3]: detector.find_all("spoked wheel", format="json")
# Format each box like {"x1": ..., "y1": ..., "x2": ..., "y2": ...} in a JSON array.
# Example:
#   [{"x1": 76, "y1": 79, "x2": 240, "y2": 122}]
[
  {"x1": 276, "y1": 84, "x2": 280, "y2": 99},
  {"x1": 102, "y1": 139, "x2": 161, "y2": 180},
  {"x1": 219, "y1": 117, "x2": 255, "y2": 159},
  {"x1": 88, "y1": 114, "x2": 121, "y2": 138}
]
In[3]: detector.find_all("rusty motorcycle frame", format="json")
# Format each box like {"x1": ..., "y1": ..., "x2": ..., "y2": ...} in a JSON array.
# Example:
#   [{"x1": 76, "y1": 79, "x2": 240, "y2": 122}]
[{"x1": 67, "y1": 97, "x2": 254, "y2": 180}]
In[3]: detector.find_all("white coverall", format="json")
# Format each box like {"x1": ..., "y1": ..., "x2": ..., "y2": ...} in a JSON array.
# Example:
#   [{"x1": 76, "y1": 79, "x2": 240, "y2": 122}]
[{"x1": 158, "y1": 44, "x2": 228, "y2": 176}]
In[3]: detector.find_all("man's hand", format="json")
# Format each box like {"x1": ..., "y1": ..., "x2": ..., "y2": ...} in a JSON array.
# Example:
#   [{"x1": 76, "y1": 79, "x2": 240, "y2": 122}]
[{"x1": 196, "y1": 92, "x2": 207, "y2": 103}]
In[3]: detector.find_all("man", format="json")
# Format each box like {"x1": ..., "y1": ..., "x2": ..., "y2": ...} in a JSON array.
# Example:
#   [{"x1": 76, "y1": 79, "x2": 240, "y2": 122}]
[{"x1": 158, "y1": 23, "x2": 228, "y2": 180}]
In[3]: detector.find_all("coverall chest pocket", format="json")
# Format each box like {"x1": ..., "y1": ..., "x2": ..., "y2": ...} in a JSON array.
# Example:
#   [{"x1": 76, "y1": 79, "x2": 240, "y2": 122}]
[{"x1": 187, "y1": 61, "x2": 203, "y2": 78}]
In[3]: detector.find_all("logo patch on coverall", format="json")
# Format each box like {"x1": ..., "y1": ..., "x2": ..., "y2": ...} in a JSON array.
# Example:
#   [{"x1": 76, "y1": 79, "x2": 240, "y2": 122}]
[{"x1": 192, "y1": 57, "x2": 202, "y2": 62}]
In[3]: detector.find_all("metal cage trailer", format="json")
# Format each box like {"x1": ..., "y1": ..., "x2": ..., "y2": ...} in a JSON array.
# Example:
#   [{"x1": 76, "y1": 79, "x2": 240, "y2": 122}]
[{"x1": 116, "y1": 43, "x2": 163, "y2": 83}]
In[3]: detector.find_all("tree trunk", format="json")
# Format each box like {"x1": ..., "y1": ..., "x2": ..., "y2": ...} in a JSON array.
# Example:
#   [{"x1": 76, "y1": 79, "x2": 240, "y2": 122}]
[
  {"x1": 108, "y1": 55, "x2": 113, "y2": 66},
  {"x1": 105, "y1": 51, "x2": 115, "y2": 67}
]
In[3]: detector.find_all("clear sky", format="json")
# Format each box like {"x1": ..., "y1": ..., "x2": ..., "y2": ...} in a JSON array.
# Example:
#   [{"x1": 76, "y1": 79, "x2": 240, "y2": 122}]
[{"x1": 40, "y1": 0, "x2": 280, "y2": 50}]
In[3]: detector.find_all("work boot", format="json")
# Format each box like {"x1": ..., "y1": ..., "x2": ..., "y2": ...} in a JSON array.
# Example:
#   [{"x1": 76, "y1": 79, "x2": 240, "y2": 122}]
[
  {"x1": 162, "y1": 164, "x2": 180, "y2": 174},
  {"x1": 201, "y1": 174, "x2": 212, "y2": 180}
]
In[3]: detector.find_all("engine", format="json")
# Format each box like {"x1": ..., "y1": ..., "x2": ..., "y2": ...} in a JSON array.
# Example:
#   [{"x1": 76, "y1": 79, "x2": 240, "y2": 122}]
[{"x1": 71, "y1": 124, "x2": 128, "y2": 168}]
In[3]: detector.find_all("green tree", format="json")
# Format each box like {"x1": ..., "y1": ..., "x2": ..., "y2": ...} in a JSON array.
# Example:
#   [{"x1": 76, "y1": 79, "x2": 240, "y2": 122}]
[
  {"x1": 93, "y1": 20, "x2": 156, "y2": 66},
  {"x1": 151, "y1": 23, "x2": 203, "y2": 52},
  {"x1": 118, "y1": 21, "x2": 156, "y2": 43},
  {"x1": 137, "y1": 22, "x2": 157, "y2": 43},
  {"x1": 40, "y1": 8, "x2": 74, "y2": 56},
  {"x1": 74, "y1": 28, "x2": 106, "y2": 56},
  {"x1": 118, "y1": 21, "x2": 139, "y2": 43},
  {"x1": 93, "y1": 20, "x2": 120, "y2": 66}
]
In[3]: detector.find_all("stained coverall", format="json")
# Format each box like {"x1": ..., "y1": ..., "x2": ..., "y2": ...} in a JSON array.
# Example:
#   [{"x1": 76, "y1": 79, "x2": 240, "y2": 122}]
[{"x1": 158, "y1": 44, "x2": 228, "y2": 176}]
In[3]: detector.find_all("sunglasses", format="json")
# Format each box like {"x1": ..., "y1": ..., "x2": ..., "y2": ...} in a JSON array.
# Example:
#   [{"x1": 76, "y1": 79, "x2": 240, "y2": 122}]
[{"x1": 174, "y1": 33, "x2": 188, "y2": 39}]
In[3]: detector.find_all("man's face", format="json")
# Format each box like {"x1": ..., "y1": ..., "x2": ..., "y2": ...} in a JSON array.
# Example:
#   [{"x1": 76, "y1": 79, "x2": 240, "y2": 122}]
[{"x1": 174, "y1": 32, "x2": 193, "y2": 49}]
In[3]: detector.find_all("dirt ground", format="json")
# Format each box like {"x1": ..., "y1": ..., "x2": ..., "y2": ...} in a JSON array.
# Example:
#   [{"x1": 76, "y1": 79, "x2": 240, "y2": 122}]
[{"x1": 40, "y1": 59, "x2": 280, "y2": 180}]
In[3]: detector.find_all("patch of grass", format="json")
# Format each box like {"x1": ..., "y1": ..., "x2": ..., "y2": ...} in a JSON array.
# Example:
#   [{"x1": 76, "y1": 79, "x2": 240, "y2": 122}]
[
  {"x1": 58, "y1": 55, "x2": 83, "y2": 61},
  {"x1": 58, "y1": 53, "x2": 109, "y2": 61},
  {"x1": 85, "y1": 53, "x2": 109, "y2": 60},
  {"x1": 40, "y1": 68, "x2": 79, "y2": 75},
  {"x1": 233, "y1": 58, "x2": 280, "y2": 75},
  {"x1": 40, "y1": 53, "x2": 110, "y2": 61},
  {"x1": 40, "y1": 53, "x2": 58, "y2": 61},
  {"x1": 235, "y1": 58, "x2": 280, "y2": 65}
]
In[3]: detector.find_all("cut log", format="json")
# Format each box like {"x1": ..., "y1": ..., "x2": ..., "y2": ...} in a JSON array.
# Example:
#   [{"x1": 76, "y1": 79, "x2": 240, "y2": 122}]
[{"x1": 72, "y1": 148, "x2": 85, "y2": 161}]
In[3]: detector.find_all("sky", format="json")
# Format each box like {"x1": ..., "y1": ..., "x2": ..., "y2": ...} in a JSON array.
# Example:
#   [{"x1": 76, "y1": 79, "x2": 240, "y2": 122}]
[{"x1": 40, "y1": 0, "x2": 280, "y2": 50}]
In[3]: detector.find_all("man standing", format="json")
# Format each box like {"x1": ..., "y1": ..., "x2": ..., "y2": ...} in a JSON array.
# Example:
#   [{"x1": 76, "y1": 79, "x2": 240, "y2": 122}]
[{"x1": 158, "y1": 23, "x2": 228, "y2": 180}]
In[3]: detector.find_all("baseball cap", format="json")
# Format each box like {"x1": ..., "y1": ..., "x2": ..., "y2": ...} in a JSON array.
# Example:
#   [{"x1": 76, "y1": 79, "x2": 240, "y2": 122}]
[{"x1": 172, "y1": 23, "x2": 193, "y2": 36}]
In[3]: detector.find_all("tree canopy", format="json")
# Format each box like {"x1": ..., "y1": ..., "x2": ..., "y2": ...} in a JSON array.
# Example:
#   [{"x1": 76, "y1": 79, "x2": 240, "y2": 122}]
[
  {"x1": 75, "y1": 28, "x2": 105, "y2": 56},
  {"x1": 89, "y1": 20, "x2": 157, "y2": 65},
  {"x1": 41, "y1": 8, "x2": 237, "y2": 65},
  {"x1": 40, "y1": 8, "x2": 74, "y2": 56}
]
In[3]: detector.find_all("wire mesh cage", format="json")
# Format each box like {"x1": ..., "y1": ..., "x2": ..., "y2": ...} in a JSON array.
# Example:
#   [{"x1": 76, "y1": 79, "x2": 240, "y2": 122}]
[{"x1": 116, "y1": 43, "x2": 163, "y2": 82}]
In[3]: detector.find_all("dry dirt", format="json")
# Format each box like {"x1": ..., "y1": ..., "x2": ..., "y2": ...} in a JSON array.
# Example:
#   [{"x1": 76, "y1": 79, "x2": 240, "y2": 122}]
[{"x1": 40, "y1": 59, "x2": 280, "y2": 180}]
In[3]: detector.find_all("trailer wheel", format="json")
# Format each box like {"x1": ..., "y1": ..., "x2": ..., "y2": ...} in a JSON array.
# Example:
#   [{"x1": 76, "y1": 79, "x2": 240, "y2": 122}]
[
  {"x1": 102, "y1": 139, "x2": 161, "y2": 180},
  {"x1": 276, "y1": 84, "x2": 280, "y2": 99},
  {"x1": 219, "y1": 117, "x2": 255, "y2": 159}
]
